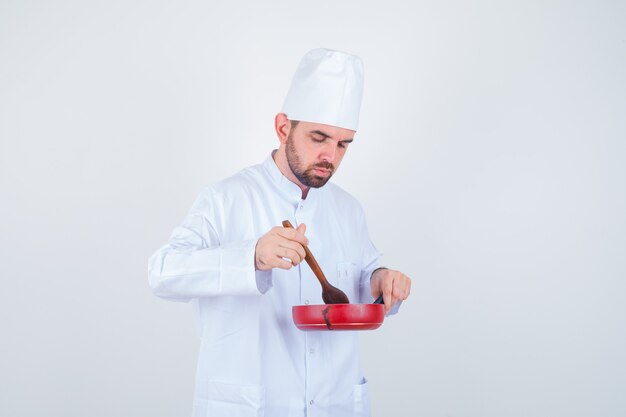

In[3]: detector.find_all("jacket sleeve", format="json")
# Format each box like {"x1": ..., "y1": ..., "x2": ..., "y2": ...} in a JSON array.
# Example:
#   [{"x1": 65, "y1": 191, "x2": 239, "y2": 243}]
[{"x1": 148, "y1": 188, "x2": 270, "y2": 302}]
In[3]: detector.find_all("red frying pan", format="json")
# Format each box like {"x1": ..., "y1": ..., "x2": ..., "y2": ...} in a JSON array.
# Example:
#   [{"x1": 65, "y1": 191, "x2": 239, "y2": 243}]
[
  {"x1": 292, "y1": 296, "x2": 385, "y2": 331},
  {"x1": 283, "y1": 220, "x2": 386, "y2": 331}
]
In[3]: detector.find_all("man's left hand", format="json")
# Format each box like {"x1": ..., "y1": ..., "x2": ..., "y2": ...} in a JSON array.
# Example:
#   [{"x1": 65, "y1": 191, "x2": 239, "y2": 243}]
[{"x1": 370, "y1": 268, "x2": 411, "y2": 313}]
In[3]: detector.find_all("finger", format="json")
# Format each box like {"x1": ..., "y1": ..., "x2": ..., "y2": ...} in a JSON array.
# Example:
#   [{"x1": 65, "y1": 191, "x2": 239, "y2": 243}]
[
  {"x1": 392, "y1": 286, "x2": 404, "y2": 302},
  {"x1": 404, "y1": 276, "x2": 412, "y2": 299},
  {"x1": 401, "y1": 275, "x2": 411, "y2": 299},
  {"x1": 277, "y1": 227, "x2": 309, "y2": 246},
  {"x1": 270, "y1": 256, "x2": 295, "y2": 270},
  {"x1": 296, "y1": 223, "x2": 308, "y2": 245},
  {"x1": 256, "y1": 252, "x2": 290, "y2": 271},
  {"x1": 279, "y1": 246, "x2": 303, "y2": 265},
  {"x1": 278, "y1": 239, "x2": 306, "y2": 261},
  {"x1": 271, "y1": 225, "x2": 286, "y2": 236},
  {"x1": 392, "y1": 276, "x2": 410, "y2": 300}
]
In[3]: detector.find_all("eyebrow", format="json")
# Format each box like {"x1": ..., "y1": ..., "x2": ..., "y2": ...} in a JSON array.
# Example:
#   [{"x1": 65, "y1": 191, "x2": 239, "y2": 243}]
[{"x1": 310, "y1": 129, "x2": 354, "y2": 143}]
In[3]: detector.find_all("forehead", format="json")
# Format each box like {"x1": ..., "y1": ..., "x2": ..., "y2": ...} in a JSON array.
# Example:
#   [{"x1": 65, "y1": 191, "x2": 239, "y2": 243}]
[{"x1": 296, "y1": 120, "x2": 356, "y2": 141}]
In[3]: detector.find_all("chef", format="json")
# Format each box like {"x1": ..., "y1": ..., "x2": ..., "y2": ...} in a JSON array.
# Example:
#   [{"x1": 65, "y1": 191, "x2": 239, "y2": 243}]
[{"x1": 149, "y1": 48, "x2": 411, "y2": 417}]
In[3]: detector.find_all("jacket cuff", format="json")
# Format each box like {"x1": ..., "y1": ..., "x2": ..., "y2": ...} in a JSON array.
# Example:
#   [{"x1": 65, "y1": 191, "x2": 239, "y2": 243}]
[
  {"x1": 255, "y1": 270, "x2": 273, "y2": 294},
  {"x1": 218, "y1": 239, "x2": 264, "y2": 295}
]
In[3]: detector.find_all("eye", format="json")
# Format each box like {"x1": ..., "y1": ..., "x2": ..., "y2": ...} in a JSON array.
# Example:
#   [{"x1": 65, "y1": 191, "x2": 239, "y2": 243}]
[{"x1": 338, "y1": 142, "x2": 348, "y2": 149}]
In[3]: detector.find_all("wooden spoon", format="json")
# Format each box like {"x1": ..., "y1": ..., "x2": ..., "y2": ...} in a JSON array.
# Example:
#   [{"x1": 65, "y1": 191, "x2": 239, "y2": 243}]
[{"x1": 282, "y1": 220, "x2": 350, "y2": 304}]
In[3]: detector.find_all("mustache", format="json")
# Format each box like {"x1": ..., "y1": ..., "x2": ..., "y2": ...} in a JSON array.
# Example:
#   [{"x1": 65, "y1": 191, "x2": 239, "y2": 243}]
[{"x1": 312, "y1": 161, "x2": 335, "y2": 171}]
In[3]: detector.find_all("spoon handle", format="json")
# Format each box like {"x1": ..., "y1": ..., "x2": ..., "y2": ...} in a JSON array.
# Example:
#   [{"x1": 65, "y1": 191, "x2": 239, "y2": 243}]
[{"x1": 282, "y1": 220, "x2": 331, "y2": 288}]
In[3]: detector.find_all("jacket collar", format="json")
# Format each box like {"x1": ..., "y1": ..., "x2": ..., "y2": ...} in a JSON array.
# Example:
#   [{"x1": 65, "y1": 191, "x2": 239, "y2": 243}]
[{"x1": 262, "y1": 150, "x2": 321, "y2": 204}]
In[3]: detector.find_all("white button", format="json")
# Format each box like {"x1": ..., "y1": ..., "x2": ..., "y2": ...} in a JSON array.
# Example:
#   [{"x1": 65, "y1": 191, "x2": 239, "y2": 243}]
[
  {"x1": 309, "y1": 400, "x2": 314, "y2": 405},
  {"x1": 304, "y1": 299, "x2": 310, "y2": 305},
  {"x1": 309, "y1": 347, "x2": 315, "y2": 354},
  {"x1": 299, "y1": 204, "x2": 304, "y2": 210}
]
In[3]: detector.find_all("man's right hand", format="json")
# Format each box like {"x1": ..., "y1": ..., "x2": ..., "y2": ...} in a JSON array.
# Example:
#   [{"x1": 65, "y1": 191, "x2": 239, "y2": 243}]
[{"x1": 255, "y1": 223, "x2": 308, "y2": 271}]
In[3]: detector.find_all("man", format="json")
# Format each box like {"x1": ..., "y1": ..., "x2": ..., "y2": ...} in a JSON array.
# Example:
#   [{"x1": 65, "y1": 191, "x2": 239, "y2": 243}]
[{"x1": 149, "y1": 48, "x2": 411, "y2": 417}]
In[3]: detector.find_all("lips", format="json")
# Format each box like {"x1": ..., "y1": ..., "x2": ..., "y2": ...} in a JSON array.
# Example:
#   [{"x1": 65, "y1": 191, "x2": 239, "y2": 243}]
[{"x1": 313, "y1": 168, "x2": 331, "y2": 176}]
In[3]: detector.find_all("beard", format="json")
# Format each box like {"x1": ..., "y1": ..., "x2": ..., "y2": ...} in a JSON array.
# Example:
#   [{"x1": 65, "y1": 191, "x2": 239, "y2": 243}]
[{"x1": 285, "y1": 134, "x2": 335, "y2": 188}]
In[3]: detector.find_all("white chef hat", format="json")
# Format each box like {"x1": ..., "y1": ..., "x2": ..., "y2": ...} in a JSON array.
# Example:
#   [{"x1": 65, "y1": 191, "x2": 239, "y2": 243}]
[{"x1": 281, "y1": 48, "x2": 364, "y2": 131}]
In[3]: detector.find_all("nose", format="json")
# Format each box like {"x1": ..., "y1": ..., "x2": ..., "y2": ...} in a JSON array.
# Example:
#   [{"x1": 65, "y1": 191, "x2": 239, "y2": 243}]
[{"x1": 320, "y1": 141, "x2": 338, "y2": 163}]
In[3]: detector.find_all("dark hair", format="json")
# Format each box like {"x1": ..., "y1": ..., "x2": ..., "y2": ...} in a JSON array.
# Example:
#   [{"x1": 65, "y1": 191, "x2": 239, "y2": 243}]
[{"x1": 290, "y1": 120, "x2": 300, "y2": 130}]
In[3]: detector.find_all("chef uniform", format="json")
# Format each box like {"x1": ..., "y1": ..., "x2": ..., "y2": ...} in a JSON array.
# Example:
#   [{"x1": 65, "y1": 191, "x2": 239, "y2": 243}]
[{"x1": 149, "y1": 48, "x2": 392, "y2": 417}]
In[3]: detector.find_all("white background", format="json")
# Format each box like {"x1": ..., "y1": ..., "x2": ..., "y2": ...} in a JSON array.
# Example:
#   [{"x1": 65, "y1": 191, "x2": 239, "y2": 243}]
[{"x1": 1, "y1": 1, "x2": 625, "y2": 416}]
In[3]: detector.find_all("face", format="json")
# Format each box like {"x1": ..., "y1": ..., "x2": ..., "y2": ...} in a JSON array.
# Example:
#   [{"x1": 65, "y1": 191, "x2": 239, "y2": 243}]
[{"x1": 285, "y1": 120, "x2": 355, "y2": 188}]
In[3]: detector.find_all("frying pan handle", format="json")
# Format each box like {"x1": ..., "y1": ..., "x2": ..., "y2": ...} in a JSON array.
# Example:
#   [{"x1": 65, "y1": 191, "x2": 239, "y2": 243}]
[{"x1": 373, "y1": 295, "x2": 384, "y2": 304}]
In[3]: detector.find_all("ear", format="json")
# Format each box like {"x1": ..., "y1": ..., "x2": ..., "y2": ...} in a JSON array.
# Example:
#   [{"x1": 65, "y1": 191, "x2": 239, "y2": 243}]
[{"x1": 274, "y1": 113, "x2": 291, "y2": 145}]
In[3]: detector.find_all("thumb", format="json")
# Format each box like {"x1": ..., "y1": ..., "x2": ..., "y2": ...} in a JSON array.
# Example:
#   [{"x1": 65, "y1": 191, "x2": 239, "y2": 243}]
[{"x1": 296, "y1": 223, "x2": 308, "y2": 245}]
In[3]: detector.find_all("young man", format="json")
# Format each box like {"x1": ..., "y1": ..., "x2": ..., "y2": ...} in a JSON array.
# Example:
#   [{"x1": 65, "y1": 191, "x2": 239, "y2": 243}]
[{"x1": 149, "y1": 48, "x2": 411, "y2": 417}]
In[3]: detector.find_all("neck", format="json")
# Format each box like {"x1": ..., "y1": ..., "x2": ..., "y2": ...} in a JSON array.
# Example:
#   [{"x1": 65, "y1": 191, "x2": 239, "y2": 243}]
[{"x1": 272, "y1": 148, "x2": 310, "y2": 199}]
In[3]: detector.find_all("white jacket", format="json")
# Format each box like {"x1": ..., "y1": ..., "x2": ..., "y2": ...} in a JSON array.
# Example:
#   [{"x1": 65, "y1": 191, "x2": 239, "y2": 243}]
[{"x1": 149, "y1": 154, "x2": 382, "y2": 417}]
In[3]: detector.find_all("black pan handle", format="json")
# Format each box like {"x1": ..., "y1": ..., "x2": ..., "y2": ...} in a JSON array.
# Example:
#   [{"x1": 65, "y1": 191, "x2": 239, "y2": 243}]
[{"x1": 373, "y1": 295, "x2": 384, "y2": 304}]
